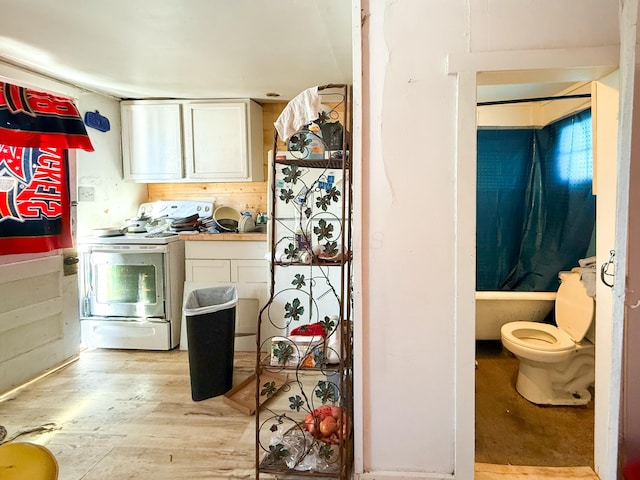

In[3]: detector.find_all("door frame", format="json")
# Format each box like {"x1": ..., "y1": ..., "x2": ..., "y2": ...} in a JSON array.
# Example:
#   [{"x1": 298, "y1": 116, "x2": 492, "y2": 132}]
[
  {"x1": 449, "y1": 44, "x2": 628, "y2": 478},
  {"x1": 612, "y1": 0, "x2": 639, "y2": 470}
]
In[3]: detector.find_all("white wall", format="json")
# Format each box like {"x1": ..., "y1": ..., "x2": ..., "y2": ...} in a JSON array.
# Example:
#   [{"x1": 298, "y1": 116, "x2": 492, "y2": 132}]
[
  {"x1": 357, "y1": 1, "x2": 620, "y2": 478},
  {"x1": 360, "y1": 1, "x2": 465, "y2": 476},
  {"x1": 76, "y1": 93, "x2": 146, "y2": 237},
  {"x1": 469, "y1": 0, "x2": 619, "y2": 52}
]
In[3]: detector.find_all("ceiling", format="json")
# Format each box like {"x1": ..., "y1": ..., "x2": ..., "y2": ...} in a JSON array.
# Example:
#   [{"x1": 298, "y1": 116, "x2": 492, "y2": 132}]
[
  {"x1": 0, "y1": 2, "x2": 616, "y2": 104},
  {"x1": 0, "y1": 0, "x2": 353, "y2": 101}
]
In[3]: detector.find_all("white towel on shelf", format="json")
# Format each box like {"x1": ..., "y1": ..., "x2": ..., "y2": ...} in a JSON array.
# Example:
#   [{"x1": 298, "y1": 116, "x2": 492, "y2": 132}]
[
  {"x1": 274, "y1": 86, "x2": 321, "y2": 141},
  {"x1": 579, "y1": 256, "x2": 596, "y2": 268},
  {"x1": 575, "y1": 266, "x2": 597, "y2": 298}
]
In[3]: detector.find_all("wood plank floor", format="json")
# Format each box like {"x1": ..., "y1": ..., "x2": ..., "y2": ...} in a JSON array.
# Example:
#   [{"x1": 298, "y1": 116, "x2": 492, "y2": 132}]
[{"x1": 0, "y1": 349, "x2": 599, "y2": 479}]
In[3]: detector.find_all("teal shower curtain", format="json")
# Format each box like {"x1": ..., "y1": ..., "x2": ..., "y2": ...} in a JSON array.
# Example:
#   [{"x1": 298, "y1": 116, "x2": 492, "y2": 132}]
[{"x1": 476, "y1": 109, "x2": 595, "y2": 292}]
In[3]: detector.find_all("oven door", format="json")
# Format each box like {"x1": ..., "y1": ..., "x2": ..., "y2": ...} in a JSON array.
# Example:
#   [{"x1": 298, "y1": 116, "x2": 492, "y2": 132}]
[{"x1": 85, "y1": 246, "x2": 166, "y2": 319}]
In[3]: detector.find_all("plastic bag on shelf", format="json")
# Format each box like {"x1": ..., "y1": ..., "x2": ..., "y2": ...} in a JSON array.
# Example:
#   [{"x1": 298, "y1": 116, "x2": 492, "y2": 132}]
[{"x1": 268, "y1": 426, "x2": 339, "y2": 473}]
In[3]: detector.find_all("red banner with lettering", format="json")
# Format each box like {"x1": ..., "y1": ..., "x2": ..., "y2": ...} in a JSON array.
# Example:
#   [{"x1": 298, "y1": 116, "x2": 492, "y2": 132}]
[
  {"x1": 0, "y1": 82, "x2": 92, "y2": 254},
  {"x1": 0, "y1": 83, "x2": 94, "y2": 151},
  {"x1": 0, "y1": 146, "x2": 72, "y2": 254}
]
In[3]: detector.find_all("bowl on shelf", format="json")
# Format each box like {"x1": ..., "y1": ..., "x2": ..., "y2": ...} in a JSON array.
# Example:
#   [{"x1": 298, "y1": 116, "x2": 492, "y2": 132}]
[{"x1": 212, "y1": 206, "x2": 241, "y2": 232}]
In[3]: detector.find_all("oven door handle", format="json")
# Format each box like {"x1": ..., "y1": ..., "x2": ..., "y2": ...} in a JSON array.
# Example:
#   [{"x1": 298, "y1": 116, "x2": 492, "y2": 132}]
[
  {"x1": 89, "y1": 245, "x2": 169, "y2": 254},
  {"x1": 87, "y1": 252, "x2": 95, "y2": 295}
]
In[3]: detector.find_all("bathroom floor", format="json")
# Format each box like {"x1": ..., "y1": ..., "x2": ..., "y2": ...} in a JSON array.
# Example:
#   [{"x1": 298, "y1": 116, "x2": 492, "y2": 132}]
[{"x1": 475, "y1": 340, "x2": 594, "y2": 466}]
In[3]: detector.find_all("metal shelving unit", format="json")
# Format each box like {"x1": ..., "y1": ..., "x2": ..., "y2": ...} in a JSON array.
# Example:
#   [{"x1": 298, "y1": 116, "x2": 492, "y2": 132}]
[{"x1": 255, "y1": 84, "x2": 353, "y2": 479}]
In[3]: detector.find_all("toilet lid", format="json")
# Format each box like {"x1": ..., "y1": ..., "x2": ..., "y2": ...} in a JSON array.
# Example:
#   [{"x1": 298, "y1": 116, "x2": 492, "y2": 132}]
[{"x1": 555, "y1": 272, "x2": 594, "y2": 342}]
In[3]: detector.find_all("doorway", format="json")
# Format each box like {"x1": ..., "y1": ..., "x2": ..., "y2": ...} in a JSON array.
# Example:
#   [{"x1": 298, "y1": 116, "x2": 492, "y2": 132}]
[
  {"x1": 447, "y1": 59, "x2": 622, "y2": 474},
  {"x1": 474, "y1": 76, "x2": 598, "y2": 466}
]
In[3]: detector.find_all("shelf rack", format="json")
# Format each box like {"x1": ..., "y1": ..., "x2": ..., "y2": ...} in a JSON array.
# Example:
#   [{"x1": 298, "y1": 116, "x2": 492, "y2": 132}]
[{"x1": 255, "y1": 84, "x2": 353, "y2": 479}]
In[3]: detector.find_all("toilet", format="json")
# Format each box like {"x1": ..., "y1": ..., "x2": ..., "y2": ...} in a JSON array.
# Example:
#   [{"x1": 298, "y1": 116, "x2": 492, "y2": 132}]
[{"x1": 500, "y1": 271, "x2": 595, "y2": 406}]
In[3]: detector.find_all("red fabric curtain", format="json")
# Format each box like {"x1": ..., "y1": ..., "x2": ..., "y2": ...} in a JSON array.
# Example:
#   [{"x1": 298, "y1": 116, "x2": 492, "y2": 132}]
[{"x1": 0, "y1": 82, "x2": 91, "y2": 254}]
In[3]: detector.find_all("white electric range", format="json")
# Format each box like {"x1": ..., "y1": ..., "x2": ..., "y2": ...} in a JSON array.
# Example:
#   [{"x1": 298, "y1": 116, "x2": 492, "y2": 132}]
[{"x1": 78, "y1": 200, "x2": 213, "y2": 350}]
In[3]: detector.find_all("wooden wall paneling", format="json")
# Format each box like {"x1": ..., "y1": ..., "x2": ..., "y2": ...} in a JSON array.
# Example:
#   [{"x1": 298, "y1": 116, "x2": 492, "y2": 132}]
[
  {"x1": 147, "y1": 182, "x2": 268, "y2": 216},
  {"x1": 261, "y1": 102, "x2": 288, "y2": 177}
]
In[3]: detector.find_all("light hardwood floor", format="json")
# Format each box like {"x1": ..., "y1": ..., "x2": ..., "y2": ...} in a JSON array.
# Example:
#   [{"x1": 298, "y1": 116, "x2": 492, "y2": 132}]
[{"x1": 0, "y1": 349, "x2": 599, "y2": 480}]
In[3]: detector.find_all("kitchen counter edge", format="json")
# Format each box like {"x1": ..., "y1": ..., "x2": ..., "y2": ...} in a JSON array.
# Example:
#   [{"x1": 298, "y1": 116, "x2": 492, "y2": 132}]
[{"x1": 178, "y1": 232, "x2": 267, "y2": 241}]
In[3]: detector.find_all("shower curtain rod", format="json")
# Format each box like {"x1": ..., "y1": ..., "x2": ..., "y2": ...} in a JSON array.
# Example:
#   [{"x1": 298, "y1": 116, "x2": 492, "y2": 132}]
[{"x1": 477, "y1": 93, "x2": 591, "y2": 107}]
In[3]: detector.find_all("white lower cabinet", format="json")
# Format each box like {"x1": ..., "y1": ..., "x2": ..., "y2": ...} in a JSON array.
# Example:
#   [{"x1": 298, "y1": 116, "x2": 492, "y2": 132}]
[
  {"x1": 185, "y1": 259, "x2": 230, "y2": 282},
  {"x1": 181, "y1": 240, "x2": 269, "y2": 352}
]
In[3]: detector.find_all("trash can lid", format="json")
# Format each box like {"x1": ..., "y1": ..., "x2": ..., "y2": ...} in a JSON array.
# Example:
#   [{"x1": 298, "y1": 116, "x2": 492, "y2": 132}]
[{"x1": 184, "y1": 285, "x2": 238, "y2": 315}]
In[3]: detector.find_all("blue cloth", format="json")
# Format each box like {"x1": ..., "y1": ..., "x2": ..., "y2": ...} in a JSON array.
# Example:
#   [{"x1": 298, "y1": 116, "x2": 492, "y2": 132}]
[{"x1": 477, "y1": 109, "x2": 595, "y2": 292}]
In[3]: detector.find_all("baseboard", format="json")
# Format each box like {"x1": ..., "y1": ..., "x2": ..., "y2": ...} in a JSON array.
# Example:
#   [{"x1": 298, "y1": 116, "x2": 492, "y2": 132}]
[{"x1": 357, "y1": 471, "x2": 454, "y2": 480}]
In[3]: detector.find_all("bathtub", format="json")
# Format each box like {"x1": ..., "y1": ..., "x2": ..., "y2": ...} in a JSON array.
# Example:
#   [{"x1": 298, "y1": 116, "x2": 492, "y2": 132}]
[{"x1": 475, "y1": 291, "x2": 557, "y2": 340}]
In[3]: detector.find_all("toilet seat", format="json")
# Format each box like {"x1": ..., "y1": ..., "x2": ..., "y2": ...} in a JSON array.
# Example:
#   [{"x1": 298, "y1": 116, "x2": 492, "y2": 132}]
[{"x1": 501, "y1": 321, "x2": 575, "y2": 352}]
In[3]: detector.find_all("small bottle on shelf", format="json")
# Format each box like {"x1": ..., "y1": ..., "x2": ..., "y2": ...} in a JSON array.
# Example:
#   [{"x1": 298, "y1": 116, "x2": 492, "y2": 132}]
[
  {"x1": 326, "y1": 315, "x2": 341, "y2": 364},
  {"x1": 306, "y1": 123, "x2": 325, "y2": 160},
  {"x1": 293, "y1": 187, "x2": 311, "y2": 253},
  {"x1": 293, "y1": 206, "x2": 310, "y2": 252}
]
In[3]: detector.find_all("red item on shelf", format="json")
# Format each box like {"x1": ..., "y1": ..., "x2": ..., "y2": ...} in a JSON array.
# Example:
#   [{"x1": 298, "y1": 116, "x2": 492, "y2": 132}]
[{"x1": 290, "y1": 322, "x2": 326, "y2": 338}]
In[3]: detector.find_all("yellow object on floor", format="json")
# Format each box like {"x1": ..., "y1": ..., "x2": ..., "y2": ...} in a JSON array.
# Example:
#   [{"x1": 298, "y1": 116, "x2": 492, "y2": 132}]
[{"x1": 0, "y1": 442, "x2": 58, "y2": 479}]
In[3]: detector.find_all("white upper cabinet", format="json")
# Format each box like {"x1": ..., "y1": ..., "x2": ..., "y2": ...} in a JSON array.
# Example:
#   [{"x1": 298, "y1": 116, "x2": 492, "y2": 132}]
[
  {"x1": 183, "y1": 100, "x2": 262, "y2": 181},
  {"x1": 121, "y1": 99, "x2": 264, "y2": 183},
  {"x1": 121, "y1": 102, "x2": 184, "y2": 181}
]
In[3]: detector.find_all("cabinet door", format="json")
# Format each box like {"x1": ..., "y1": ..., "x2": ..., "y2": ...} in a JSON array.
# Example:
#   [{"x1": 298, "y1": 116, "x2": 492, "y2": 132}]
[
  {"x1": 121, "y1": 102, "x2": 184, "y2": 181},
  {"x1": 185, "y1": 259, "x2": 230, "y2": 282},
  {"x1": 185, "y1": 240, "x2": 266, "y2": 260},
  {"x1": 231, "y1": 259, "x2": 269, "y2": 283},
  {"x1": 184, "y1": 102, "x2": 249, "y2": 180}
]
